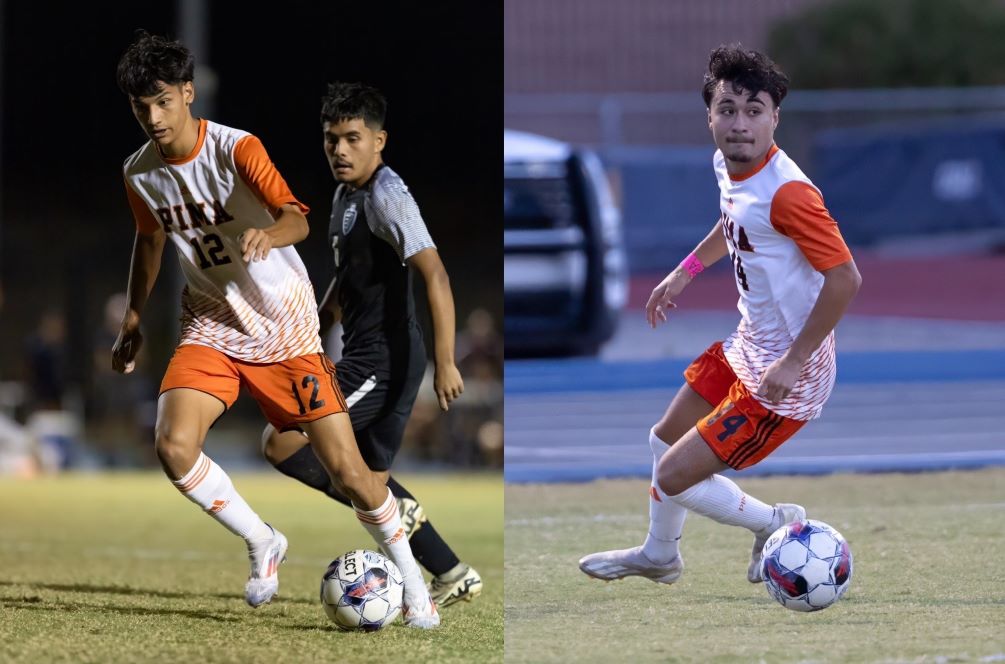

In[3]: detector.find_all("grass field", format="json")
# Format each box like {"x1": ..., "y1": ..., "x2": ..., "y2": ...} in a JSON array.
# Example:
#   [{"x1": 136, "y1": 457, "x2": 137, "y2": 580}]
[
  {"x1": 0, "y1": 472, "x2": 502, "y2": 663},
  {"x1": 506, "y1": 469, "x2": 1005, "y2": 664}
]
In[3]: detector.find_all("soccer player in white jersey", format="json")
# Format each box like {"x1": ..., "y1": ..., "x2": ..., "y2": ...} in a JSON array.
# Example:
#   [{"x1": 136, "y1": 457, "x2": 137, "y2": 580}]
[
  {"x1": 580, "y1": 45, "x2": 862, "y2": 587},
  {"x1": 111, "y1": 32, "x2": 438, "y2": 627}
]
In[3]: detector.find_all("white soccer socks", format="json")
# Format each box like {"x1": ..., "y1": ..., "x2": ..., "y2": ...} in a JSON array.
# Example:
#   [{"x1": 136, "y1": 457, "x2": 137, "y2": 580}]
[
  {"x1": 667, "y1": 473, "x2": 775, "y2": 533},
  {"x1": 641, "y1": 429, "x2": 687, "y2": 564},
  {"x1": 355, "y1": 488, "x2": 439, "y2": 628},
  {"x1": 172, "y1": 452, "x2": 272, "y2": 543},
  {"x1": 172, "y1": 452, "x2": 284, "y2": 607}
]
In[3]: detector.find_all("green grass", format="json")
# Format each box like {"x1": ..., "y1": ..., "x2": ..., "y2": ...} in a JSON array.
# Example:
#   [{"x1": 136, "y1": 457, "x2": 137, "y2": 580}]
[
  {"x1": 0, "y1": 472, "x2": 502, "y2": 663},
  {"x1": 505, "y1": 469, "x2": 1005, "y2": 664}
]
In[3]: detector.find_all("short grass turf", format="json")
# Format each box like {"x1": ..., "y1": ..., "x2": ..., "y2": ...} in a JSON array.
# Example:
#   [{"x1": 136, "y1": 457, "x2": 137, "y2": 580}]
[
  {"x1": 0, "y1": 472, "x2": 502, "y2": 663},
  {"x1": 505, "y1": 469, "x2": 1005, "y2": 664}
]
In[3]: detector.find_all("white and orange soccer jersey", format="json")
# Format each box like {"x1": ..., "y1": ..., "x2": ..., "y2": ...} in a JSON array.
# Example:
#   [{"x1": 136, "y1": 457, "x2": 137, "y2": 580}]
[
  {"x1": 123, "y1": 119, "x2": 322, "y2": 364},
  {"x1": 714, "y1": 144, "x2": 853, "y2": 420}
]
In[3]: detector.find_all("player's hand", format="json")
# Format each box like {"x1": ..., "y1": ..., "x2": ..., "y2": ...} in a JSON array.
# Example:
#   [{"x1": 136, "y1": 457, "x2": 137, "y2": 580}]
[
  {"x1": 756, "y1": 356, "x2": 801, "y2": 404},
  {"x1": 240, "y1": 228, "x2": 273, "y2": 262},
  {"x1": 434, "y1": 362, "x2": 464, "y2": 411},
  {"x1": 645, "y1": 269, "x2": 690, "y2": 328},
  {"x1": 111, "y1": 323, "x2": 143, "y2": 375}
]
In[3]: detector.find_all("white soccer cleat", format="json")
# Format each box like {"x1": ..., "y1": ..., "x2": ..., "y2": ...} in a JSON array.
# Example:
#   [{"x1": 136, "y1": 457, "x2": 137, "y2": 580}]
[
  {"x1": 244, "y1": 525, "x2": 288, "y2": 608},
  {"x1": 579, "y1": 546, "x2": 684, "y2": 585},
  {"x1": 428, "y1": 563, "x2": 483, "y2": 607},
  {"x1": 402, "y1": 591, "x2": 440, "y2": 629},
  {"x1": 748, "y1": 503, "x2": 806, "y2": 583}
]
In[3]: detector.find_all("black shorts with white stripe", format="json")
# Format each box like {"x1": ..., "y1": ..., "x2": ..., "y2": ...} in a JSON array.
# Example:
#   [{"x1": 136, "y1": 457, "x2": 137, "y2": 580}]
[{"x1": 336, "y1": 332, "x2": 426, "y2": 472}]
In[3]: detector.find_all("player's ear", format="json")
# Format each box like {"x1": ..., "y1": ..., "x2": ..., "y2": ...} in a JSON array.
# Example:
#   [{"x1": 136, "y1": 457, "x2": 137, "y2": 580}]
[
  {"x1": 374, "y1": 129, "x2": 387, "y2": 154},
  {"x1": 183, "y1": 81, "x2": 195, "y2": 106}
]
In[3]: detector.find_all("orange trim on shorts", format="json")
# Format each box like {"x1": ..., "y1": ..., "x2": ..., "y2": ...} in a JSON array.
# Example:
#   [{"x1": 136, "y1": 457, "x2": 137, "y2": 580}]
[{"x1": 319, "y1": 353, "x2": 348, "y2": 412}]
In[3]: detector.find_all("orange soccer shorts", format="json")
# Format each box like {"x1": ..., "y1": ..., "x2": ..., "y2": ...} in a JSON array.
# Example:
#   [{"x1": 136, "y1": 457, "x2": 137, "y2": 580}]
[
  {"x1": 160, "y1": 344, "x2": 348, "y2": 431},
  {"x1": 683, "y1": 341, "x2": 806, "y2": 470}
]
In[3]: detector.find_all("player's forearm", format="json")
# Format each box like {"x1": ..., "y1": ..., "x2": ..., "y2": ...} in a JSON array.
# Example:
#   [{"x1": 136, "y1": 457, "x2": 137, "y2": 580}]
[
  {"x1": 124, "y1": 231, "x2": 165, "y2": 322},
  {"x1": 694, "y1": 221, "x2": 730, "y2": 267},
  {"x1": 784, "y1": 260, "x2": 862, "y2": 366},
  {"x1": 668, "y1": 221, "x2": 729, "y2": 285},
  {"x1": 425, "y1": 266, "x2": 457, "y2": 367},
  {"x1": 264, "y1": 206, "x2": 309, "y2": 247}
]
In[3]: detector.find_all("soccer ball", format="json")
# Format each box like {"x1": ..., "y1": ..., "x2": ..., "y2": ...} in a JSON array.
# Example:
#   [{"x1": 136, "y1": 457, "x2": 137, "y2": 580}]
[
  {"x1": 761, "y1": 519, "x2": 853, "y2": 612},
  {"x1": 320, "y1": 549, "x2": 404, "y2": 631}
]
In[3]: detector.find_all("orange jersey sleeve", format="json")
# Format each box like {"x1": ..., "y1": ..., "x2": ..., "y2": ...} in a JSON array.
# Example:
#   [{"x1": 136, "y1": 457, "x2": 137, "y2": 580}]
[
  {"x1": 124, "y1": 177, "x2": 161, "y2": 235},
  {"x1": 770, "y1": 181, "x2": 852, "y2": 271},
  {"x1": 233, "y1": 135, "x2": 309, "y2": 216}
]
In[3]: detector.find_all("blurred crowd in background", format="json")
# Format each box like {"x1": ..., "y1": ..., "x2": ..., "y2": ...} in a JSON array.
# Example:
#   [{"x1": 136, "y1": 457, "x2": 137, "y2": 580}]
[{"x1": 0, "y1": 288, "x2": 502, "y2": 476}]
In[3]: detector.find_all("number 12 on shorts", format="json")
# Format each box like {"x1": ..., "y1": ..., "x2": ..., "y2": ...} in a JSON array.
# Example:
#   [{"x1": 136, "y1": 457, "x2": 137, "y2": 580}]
[{"x1": 291, "y1": 375, "x2": 326, "y2": 415}]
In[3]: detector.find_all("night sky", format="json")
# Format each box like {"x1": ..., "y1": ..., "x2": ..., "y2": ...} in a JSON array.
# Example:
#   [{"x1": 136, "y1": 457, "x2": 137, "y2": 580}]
[{"x1": 0, "y1": 1, "x2": 502, "y2": 381}]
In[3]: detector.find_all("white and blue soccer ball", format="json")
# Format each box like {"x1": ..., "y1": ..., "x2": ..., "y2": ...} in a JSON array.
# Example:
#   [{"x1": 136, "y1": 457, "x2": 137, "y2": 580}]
[
  {"x1": 761, "y1": 519, "x2": 853, "y2": 612},
  {"x1": 321, "y1": 549, "x2": 404, "y2": 631}
]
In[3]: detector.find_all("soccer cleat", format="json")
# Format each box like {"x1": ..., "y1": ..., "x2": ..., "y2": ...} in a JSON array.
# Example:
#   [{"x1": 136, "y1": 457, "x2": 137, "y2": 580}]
[
  {"x1": 244, "y1": 525, "x2": 288, "y2": 608},
  {"x1": 579, "y1": 546, "x2": 684, "y2": 585},
  {"x1": 748, "y1": 503, "x2": 806, "y2": 583},
  {"x1": 397, "y1": 497, "x2": 427, "y2": 539},
  {"x1": 428, "y1": 563, "x2": 483, "y2": 607},
  {"x1": 402, "y1": 591, "x2": 440, "y2": 629}
]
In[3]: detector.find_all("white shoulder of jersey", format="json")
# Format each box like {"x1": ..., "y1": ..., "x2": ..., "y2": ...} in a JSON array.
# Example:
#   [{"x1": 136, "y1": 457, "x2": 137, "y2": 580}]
[
  {"x1": 365, "y1": 165, "x2": 435, "y2": 263},
  {"x1": 123, "y1": 120, "x2": 251, "y2": 176},
  {"x1": 370, "y1": 165, "x2": 412, "y2": 203},
  {"x1": 767, "y1": 148, "x2": 813, "y2": 187},
  {"x1": 204, "y1": 120, "x2": 250, "y2": 155},
  {"x1": 123, "y1": 141, "x2": 160, "y2": 176}
]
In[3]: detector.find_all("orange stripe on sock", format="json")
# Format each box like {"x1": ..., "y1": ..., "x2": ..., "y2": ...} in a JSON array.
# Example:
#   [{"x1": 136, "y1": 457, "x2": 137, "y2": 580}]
[
  {"x1": 175, "y1": 456, "x2": 210, "y2": 493},
  {"x1": 355, "y1": 498, "x2": 397, "y2": 525}
]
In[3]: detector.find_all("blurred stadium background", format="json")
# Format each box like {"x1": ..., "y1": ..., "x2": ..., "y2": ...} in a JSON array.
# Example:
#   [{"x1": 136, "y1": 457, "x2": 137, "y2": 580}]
[
  {"x1": 0, "y1": 1, "x2": 503, "y2": 477},
  {"x1": 504, "y1": 0, "x2": 1005, "y2": 481}
]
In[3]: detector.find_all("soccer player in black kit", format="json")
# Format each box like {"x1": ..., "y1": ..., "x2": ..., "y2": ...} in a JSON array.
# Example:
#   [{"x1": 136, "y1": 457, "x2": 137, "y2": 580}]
[{"x1": 260, "y1": 82, "x2": 481, "y2": 606}]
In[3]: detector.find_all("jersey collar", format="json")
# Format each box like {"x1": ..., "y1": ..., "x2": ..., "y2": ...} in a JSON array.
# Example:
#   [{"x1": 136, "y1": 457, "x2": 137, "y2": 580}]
[{"x1": 158, "y1": 118, "x2": 207, "y2": 166}]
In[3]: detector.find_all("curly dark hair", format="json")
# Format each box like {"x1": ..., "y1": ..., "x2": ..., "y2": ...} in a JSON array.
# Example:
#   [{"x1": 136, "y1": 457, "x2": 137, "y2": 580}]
[
  {"x1": 116, "y1": 30, "x2": 194, "y2": 98},
  {"x1": 320, "y1": 82, "x2": 387, "y2": 129},
  {"x1": 701, "y1": 45, "x2": 789, "y2": 108}
]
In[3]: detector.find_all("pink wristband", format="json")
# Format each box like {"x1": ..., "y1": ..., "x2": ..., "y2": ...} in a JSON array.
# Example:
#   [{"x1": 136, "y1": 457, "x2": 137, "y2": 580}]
[{"x1": 681, "y1": 252, "x2": 704, "y2": 279}]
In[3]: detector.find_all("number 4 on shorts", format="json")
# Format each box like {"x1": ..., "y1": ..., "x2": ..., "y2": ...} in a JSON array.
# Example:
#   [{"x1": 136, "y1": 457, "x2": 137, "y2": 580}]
[{"x1": 717, "y1": 415, "x2": 748, "y2": 441}]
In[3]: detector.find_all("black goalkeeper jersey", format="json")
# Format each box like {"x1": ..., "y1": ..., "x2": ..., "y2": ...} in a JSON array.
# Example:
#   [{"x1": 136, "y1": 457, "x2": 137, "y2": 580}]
[{"x1": 328, "y1": 164, "x2": 436, "y2": 363}]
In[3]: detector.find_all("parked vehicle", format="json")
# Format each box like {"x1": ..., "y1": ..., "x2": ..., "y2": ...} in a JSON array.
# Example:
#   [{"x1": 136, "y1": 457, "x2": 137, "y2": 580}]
[{"x1": 504, "y1": 129, "x2": 627, "y2": 356}]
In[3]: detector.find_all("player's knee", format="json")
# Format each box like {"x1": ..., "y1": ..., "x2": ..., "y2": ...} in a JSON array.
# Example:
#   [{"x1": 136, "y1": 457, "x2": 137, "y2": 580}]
[
  {"x1": 655, "y1": 453, "x2": 685, "y2": 497},
  {"x1": 261, "y1": 425, "x2": 280, "y2": 465},
  {"x1": 333, "y1": 466, "x2": 371, "y2": 505},
  {"x1": 154, "y1": 426, "x2": 200, "y2": 470}
]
